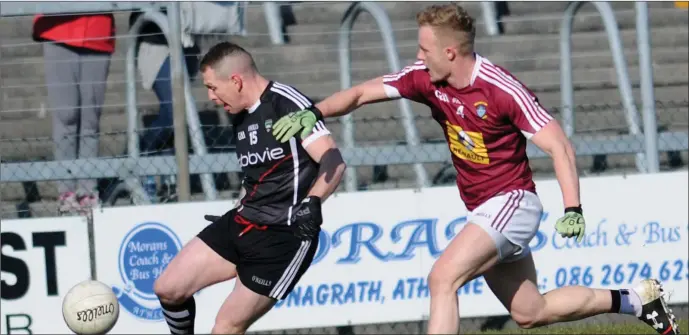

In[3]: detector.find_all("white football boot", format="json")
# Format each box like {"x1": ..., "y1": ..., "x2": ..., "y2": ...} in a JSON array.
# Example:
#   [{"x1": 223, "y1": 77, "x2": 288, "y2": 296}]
[{"x1": 633, "y1": 279, "x2": 679, "y2": 335}]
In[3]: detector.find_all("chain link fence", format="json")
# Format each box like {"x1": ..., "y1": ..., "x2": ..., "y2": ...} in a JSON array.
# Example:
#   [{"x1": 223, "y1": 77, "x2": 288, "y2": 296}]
[
  {"x1": 2, "y1": 100, "x2": 687, "y2": 219},
  {"x1": 1, "y1": 1, "x2": 688, "y2": 333}
]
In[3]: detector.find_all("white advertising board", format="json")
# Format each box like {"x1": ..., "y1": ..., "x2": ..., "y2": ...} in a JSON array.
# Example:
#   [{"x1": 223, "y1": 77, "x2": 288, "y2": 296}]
[
  {"x1": 1, "y1": 216, "x2": 92, "y2": 334},
  {"x1": 92, "y1": 200, "x2": 238, "y2": 334},
  {"x1": 93, "y1": 171, "x2": 688, "y2": 333},
  {"x1": 262, "y1": 171, "x2": 689, "y2": 330}
]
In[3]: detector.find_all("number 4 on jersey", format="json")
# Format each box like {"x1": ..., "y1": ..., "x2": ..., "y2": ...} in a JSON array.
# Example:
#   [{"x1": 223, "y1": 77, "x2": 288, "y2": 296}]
[{"x1": 456, "y1": 105, "x2": 465, "y2": 118}]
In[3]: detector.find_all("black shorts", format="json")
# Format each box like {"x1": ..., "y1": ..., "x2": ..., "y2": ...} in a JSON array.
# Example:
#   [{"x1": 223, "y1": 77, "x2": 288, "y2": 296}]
[{"x1": 197, "y1": 208, "x2": 318, "y2": 300}]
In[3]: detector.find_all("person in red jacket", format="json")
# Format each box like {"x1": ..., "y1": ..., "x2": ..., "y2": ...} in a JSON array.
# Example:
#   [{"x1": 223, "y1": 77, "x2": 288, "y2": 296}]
[{"x1": 32, "y1": 13, "x2": 115, "y2": 215}]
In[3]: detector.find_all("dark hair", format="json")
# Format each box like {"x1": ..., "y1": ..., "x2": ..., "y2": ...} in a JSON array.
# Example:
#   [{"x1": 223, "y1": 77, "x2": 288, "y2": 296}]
[{"x1": 199, "y1": 41, "x2": 257, "y2": 72}]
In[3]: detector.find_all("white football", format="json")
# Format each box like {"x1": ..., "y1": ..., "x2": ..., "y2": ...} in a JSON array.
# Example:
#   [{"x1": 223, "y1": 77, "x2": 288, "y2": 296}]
[{"x1": 62, "y1": 280, "x2": 119, "y2": 334}]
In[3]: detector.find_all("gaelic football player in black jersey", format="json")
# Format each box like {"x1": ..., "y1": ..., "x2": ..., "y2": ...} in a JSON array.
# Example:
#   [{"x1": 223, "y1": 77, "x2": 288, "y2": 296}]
[{"x1": 153, "y1": 42, "x2": 346, "y2": 334}]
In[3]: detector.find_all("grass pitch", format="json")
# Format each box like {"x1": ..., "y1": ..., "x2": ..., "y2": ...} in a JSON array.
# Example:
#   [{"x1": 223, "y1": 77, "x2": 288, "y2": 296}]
[{"x1": 479, "y1": 318, "x2": 688, "y2": 334}]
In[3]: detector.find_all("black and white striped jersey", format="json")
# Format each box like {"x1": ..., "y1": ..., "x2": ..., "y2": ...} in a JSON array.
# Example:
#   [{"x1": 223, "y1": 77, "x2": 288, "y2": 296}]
[{"x1": 231, "y1": 81, "x2": 331, "y2": 226}]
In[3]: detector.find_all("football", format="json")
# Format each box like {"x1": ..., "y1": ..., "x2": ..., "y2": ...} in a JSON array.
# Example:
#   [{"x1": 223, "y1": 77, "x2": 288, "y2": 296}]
[{"x1": 62, "y1": 280, "x2": 119, "y2": 334}]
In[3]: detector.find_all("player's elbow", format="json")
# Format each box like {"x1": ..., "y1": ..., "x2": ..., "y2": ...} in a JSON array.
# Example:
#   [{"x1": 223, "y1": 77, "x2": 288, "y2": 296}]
[
  {"x1": 533, "y1": 126, "x2": 575, "y2": 160},
  {"x1": 351, "y1": 84, "x2": 371, "y2": 108},
  {"x1": 544, "y1": 141, "x2": 575, "y2": 165},
  {"x1": 355, "y1": 77, "x2": 391, "y2": 107},
  {"x1": 556, "y1": 138, "x2": 576, "y2": 160},
  {"x1": 565, "y1": 139, "x2": 576, "y2": 159}
]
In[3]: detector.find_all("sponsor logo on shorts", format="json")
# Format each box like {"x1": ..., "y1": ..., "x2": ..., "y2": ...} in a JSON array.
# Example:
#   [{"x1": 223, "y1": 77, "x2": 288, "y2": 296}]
[
  {"x1": 112, "y1": 222, "x2": 183, "y2": 321},
  {"x1": 252, "y1": 275, "x2": 273, "y2": 287}
]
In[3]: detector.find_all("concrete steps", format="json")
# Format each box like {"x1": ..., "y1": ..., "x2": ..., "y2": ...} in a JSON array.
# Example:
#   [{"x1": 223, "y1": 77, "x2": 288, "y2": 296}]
[
  {"x1": 2, "y1": 83, "x2": 687, "y2": 156},
  {"x1": 283, "y1": 7, "x2": 688, "y2": 45},
  {"x1": 2, "y1": 98, "x2": 687, "y2": 165},
  {"x1": 244, "y1": 1, "x2": 672, "y2": 28},
  {"x1": 3, "y1": 51, "x2": 687, "y2": 119},
  {"x1": 2, "y1": 3, "x2": 681, "y2": 57},
  {"x1": 4, "y1": 20, "x2": 687, "y2": 65},
  {"x1": 5, "y1": 43, "x2": 688, "y2": 101}
]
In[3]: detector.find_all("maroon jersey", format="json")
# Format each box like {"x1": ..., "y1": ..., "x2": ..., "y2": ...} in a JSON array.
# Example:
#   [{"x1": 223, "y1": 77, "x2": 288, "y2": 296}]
[{"x1": 382, "y1": 55, "x2": 553, "y2": 210}]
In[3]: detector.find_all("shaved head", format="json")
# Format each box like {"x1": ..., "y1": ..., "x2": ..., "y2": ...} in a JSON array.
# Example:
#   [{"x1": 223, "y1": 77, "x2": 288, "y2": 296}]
[
  {"x1": 200, "y1": 41, "x2": 270, "y2": 115},
  {"x1": 200, "y1": 42, "x2": 258, "y2": 80}
]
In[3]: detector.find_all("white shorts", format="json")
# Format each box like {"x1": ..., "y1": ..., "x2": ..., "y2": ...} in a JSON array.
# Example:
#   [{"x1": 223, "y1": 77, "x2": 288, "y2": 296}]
[{"x1": 469, "y1": 189, "x2": 543, "y2": 263}]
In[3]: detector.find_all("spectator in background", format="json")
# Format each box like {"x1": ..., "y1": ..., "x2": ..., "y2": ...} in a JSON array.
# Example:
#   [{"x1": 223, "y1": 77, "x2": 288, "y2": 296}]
[
  {"x1": 32, "y1": 13, "x2": 115, "y2": 215},
  {"x1": 130, "y1": 9, "x2": 201, "y2": 203},
  {"x1": 129, "y1": 2, "x2": 246, "y2": 203}
]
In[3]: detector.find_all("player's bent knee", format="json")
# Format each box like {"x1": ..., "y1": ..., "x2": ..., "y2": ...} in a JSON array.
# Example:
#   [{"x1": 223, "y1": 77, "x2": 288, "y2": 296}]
[
  {"x1": 427, "y1": 264, "x2": 470, "y2": 295},
  {"x1": 512, "y1": 314, "x2": 539, "y2": 329},
  {"x1": 153, "y1": 274, "x2": 186, "y2": 304},
  {"x1": 511, "y1": 309, "x2": 544, "y2": 329}
]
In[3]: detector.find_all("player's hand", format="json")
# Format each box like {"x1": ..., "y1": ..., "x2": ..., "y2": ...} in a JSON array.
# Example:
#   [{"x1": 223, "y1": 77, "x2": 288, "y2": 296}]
[
  {"x1": 290, "y1": 196, "x2": 323, "y2": 240},
  {"x1": 555, "y1": 209, "x2": 586, "y2": 243},
  {"x1": 272, "y1": 108, "x2": 320, "y2": 143}
]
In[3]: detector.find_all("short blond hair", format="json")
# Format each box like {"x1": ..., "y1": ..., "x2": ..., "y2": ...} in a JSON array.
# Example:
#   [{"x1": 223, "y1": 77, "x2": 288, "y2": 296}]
[{"x1": 416, "y1": 4, "x2": 476, "y2": 55}]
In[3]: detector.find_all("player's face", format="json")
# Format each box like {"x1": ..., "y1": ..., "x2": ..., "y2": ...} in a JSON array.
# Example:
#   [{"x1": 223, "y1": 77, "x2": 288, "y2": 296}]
[
  {"x1": 202, "y1": 68, "x2": 244, "y2": 114},
  {"x1": 417, "y1": 25, "x2": 452, "y2": 83}
]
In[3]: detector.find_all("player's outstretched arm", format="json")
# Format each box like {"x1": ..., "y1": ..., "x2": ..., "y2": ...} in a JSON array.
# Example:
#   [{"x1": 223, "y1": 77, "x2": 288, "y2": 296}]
[
  {"x1": 272, "y1": 77, "x2": 395, "y2": 142},
  {"x1": 316, "y1": 76, "x2": 395, "y2": 118}
]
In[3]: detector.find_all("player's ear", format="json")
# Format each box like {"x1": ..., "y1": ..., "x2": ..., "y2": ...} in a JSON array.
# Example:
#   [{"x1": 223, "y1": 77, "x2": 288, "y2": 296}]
[
  {"x1": 445, "y1": 46, "x2": 457, "y2": 61},
  {"x1": 231, "y1": 74, "x2": 243, "y2": 92}
]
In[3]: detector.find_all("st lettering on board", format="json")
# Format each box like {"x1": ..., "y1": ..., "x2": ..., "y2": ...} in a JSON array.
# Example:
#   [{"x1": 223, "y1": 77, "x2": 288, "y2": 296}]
[{"x1": 1, "y1": 216, "x2": 91, "y2": 334}]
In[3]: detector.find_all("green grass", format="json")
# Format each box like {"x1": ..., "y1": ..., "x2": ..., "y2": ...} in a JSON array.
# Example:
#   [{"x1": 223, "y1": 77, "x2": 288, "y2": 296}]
[{"x1": 478, "y1": 319, "x2": 688, "y2": 334}]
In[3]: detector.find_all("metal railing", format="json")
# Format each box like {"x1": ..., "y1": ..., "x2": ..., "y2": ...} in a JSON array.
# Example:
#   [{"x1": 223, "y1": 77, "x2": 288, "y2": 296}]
[
  {"x1": 559, "y1": 1, "x2": 656, "y2": 173},
  {"x1": 635, "y1": 1, "x2": 660, "y2": 173},
  {"x1": 338, "y1": 1, "x2": 430, "y2": 192},
  {"x1": 125, "y1": 6, "x2": 217, "y2": 203}
]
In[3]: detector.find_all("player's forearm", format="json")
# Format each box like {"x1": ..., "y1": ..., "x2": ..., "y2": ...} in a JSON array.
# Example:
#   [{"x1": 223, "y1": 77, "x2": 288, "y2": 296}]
[
  {"x1": 315, "y1": 87, "x2": 363, "y2": 118},
  {"x1": 307, "y1": 151, "x2": 346, "y2": 202},
  {"x1": 551, "y1": 141, "x2": 581, "y2": 208}
]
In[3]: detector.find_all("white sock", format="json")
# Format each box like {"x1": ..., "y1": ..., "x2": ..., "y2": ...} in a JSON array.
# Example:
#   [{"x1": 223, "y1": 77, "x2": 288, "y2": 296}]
[{"x1": 618, "y1": 289, "x2": 643, "y2": 317}]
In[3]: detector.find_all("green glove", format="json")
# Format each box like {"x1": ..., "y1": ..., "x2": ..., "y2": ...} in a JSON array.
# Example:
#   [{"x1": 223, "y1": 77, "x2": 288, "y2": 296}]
[
  {"x1": 272, "y1": 108, "x2": 319, "y2": 143},
  {"x1": 555, "y1": 210, "x2": 586, "y2": 243}
]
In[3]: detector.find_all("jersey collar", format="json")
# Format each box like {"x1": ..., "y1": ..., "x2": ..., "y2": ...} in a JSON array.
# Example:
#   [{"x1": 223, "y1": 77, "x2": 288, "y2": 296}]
[
  {"x1": 247, "y1": 98, "x2": 261, "y2": 113},
  {"x1": 469, "y1": 53, "x2": 483, "y2": 86},
  {"x1": 248, "y1": 81, "x2": 274, "y2": 114}
]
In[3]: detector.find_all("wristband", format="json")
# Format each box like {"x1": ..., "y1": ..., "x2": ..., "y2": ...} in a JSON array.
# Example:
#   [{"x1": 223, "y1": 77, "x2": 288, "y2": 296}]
[
  {"x1": 304, "y1": 195, "x2": 322, "y2": 206},
  {"x1": 564, "y1": 205, "x2": 583, "y2": 215},
  {"x1": 309, "y1": 105, "x2": 324, "y2": 120}
]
